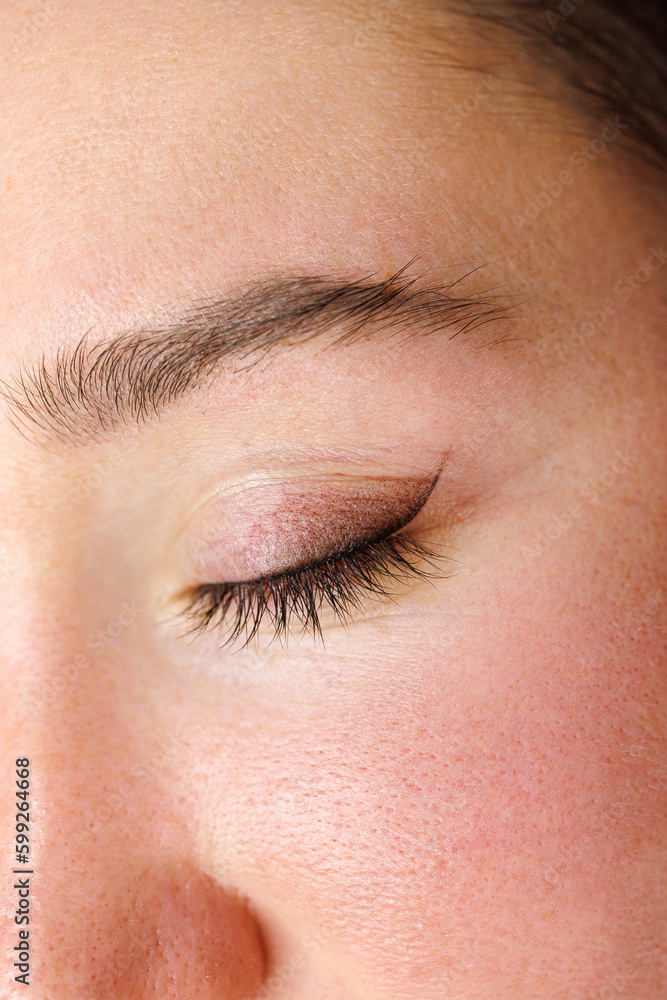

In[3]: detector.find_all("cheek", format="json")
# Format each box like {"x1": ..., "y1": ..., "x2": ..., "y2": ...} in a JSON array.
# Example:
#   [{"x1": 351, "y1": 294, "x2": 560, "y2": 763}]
[
  {"x1": 270, "y1": 568, "x2": 667, "y2": 991},
  {"x1": 423, "y1": 591, "x2": 665, "y2": 975},
  {"x1": 161, "y1": 495, "x2": 667, "y2": 997}
]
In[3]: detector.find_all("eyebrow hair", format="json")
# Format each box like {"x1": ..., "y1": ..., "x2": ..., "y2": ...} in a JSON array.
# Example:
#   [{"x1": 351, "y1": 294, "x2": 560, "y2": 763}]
[{"x1": 1, "y1": 263, "x2": 515, "y2": 445}]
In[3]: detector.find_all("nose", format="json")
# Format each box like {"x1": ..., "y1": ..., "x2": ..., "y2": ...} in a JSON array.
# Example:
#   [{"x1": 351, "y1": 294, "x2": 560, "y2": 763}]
[
  {"x1": 32, "y1": 858, "x2": 266, "y2": 999},
  {"x1": 4, "y1": 718, "x2": 266, "y2": 999},
  {"x1": 0, "y1": 607, "x2": 265, "y2": 1000}
]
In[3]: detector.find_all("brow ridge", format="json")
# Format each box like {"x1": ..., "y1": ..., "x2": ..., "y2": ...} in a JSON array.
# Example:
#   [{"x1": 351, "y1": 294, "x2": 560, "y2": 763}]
[{"x1": 1, "y1": 263, "x2": 515, "y2": 445}]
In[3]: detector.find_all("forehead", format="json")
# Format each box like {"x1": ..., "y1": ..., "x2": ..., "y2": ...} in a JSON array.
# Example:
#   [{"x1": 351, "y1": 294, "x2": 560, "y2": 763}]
[{"x1": 0, "y1": 0, "x2": 537, "y2": 351}]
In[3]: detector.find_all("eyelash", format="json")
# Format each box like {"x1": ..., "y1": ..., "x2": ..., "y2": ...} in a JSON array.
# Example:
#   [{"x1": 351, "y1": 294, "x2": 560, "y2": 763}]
[{"x1": 181, "y1": 531, "x2": 446, "y2": 650}]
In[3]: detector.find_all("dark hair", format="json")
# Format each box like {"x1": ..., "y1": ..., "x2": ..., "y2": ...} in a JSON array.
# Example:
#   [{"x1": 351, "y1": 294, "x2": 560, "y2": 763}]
[{"x1": 464, "y1": 0, "x2": 667, "y2": 173}]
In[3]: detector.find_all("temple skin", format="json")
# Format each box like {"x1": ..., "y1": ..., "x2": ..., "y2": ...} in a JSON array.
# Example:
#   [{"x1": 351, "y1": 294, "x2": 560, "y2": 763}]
[{"x1": 0, "y1": 1, "x2": 666, "y2": 998}]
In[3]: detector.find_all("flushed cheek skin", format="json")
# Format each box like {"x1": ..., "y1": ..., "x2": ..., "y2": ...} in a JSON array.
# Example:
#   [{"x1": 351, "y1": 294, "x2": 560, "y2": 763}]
[
  {"x1": 17, "y1": 360, "x2": 665, "y2": 1000},
  {"x1": 154, "y1": 385, "x2": 667, "y2": 997},
  {"x1": 175, "y1": 554, "x2": 667, "y2": 999}
]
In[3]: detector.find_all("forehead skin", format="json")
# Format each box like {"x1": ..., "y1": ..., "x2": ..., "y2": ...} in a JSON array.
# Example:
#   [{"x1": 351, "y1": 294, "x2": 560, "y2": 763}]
[
  {"x1": 1, "y1": 2, "x2": 667, "y2": 1000},
  {"x1": 1, "y1": 0, "x2": 656, "y2": 345}
]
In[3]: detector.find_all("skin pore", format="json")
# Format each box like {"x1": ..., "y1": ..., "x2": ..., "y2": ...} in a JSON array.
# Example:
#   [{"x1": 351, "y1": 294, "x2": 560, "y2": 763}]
[{"x1": 0, "y1": 1, "x2": 666, "y2": 998}]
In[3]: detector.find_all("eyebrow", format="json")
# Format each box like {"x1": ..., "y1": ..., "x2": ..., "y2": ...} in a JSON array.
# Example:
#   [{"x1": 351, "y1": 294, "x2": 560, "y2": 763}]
[{"x1": 1, "y1": 263, "x2": 515, "y2": 445}]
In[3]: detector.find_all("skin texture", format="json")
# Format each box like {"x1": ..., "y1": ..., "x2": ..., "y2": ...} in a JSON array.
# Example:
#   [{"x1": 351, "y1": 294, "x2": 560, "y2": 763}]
[{"x1": 0, "y1": 1, "x2": 666, "y2": 997}]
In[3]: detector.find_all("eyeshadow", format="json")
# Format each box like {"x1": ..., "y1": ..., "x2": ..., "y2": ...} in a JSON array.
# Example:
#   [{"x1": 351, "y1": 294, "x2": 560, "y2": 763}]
[{"x1": 185, "y1": 474, "x2": 439, "y2": 582}]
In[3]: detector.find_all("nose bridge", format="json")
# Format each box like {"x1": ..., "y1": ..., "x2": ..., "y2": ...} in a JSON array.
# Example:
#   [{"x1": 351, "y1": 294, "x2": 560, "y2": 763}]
[
  {"x1": 25, "y1": 596, "x2": 146, "y2": 720},
  {"x1": 0, "y1": 587, "x2": 265, "y2": 999},
  {"x1": 0, "y1": 458, "x2": 150, "y2": 755}
]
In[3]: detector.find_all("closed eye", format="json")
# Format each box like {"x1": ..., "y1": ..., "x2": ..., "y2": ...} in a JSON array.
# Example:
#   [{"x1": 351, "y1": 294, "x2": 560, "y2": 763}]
[{"x1": 180, "y1": 529, "x2": 448, "y2": 651}]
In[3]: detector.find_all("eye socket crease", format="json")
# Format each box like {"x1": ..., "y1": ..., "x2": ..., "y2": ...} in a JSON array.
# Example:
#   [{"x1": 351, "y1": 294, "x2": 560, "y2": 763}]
[{"x1": 0, "y1": 262, "x2": 518, "y2": 446}]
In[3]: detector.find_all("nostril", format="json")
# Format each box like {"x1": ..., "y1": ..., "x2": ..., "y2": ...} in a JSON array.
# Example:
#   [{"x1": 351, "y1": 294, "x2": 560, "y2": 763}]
[{"x1": 45, "y1": 862, "x2": 266, "y2": 1000}]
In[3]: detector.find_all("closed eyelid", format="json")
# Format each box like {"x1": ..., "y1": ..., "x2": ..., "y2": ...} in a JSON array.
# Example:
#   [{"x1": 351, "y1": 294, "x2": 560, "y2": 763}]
[
  {"x1": 182, "y1": 471, "x2": 444, "y2": 584},
  {"x1": 180, "y1": 533, "x2": 448, "y2": 651}
]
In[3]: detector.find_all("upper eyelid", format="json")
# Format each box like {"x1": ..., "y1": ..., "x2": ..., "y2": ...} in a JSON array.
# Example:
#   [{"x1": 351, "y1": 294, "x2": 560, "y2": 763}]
[
  {"x1": 185, "y1": 469, "x2": 444, "y2": 586},
  {"x1": 233, "y1": 511, "x2": 429, "y2": 585},
  {"x1": 175, "y1": 473, "x2": 447, "y2": 648}
]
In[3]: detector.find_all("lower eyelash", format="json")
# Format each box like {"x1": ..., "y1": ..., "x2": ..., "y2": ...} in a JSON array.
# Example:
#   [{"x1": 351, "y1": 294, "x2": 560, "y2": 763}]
[{"x1": 181, "y1": 532, "x2": 448, "y2": 651}]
